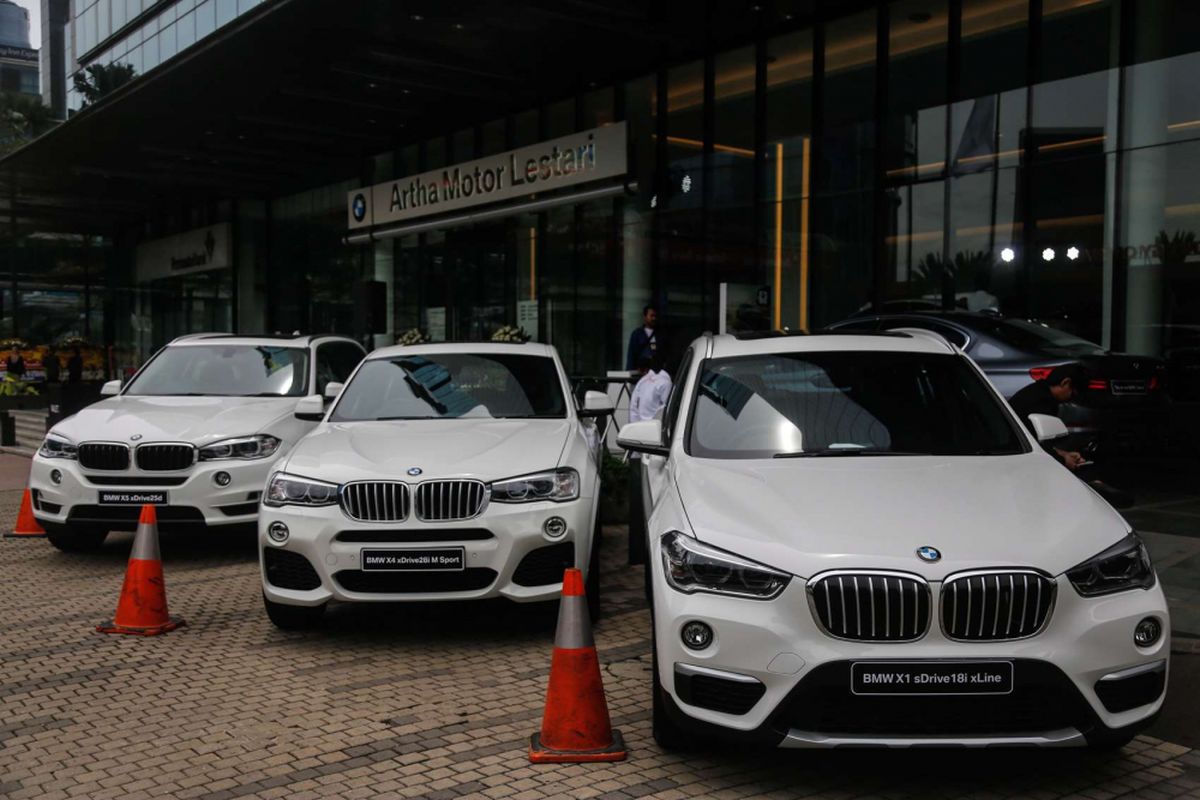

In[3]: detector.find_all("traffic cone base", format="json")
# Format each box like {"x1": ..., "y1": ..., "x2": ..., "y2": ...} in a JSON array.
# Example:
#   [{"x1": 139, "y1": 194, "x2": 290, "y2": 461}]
[
  {"x1": 529, "y1": 729, "x2": 627, "y2": 764},
  {"x1": 529, "y1": 567, "x2": 627, "y2": 763},
  {"x1": 96, "y1": 505, "x2": 184, "y2": 636},
  {"x1": 6, "y1": 489, "x2": 46, "y2": 538}
]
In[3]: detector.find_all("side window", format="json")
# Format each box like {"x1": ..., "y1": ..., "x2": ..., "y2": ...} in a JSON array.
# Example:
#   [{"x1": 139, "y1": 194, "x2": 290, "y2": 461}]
[
  {"x1": 662, "y1": 347, "x2": 695, "y2": 444},
  {"x1": 315, "y1": 342, "x2": 365, "y2": 394}
]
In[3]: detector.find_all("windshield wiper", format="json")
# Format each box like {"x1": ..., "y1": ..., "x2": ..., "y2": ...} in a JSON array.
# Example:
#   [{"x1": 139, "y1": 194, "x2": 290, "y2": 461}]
[{"x1": 773, "y1": 450, "x2": 925, "y2": 458}]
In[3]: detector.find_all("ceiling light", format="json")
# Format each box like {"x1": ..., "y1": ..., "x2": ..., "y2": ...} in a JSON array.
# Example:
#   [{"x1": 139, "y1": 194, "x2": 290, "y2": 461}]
[
  {"x1": 1042, "y1": 247, "x2": 1056, "y2": 262},
  {"x1": 1066, "y1": 246, "x2": 1080, "y2": 261},
  {"x1": 1000, "y1": 247, "x2": 1015, "y2": 263},
  {"x1": 410, "y1": 14, "x2": 423, "y2": 21},
  {"x1": 453, "y1": 22, "x2": 464, "y2": 30}
]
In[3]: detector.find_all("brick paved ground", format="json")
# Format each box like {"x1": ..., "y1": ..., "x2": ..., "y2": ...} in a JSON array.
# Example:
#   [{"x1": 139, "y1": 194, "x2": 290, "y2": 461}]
[{"x1": 2, "y1": 470, "x2": 1199, "y2": 799}]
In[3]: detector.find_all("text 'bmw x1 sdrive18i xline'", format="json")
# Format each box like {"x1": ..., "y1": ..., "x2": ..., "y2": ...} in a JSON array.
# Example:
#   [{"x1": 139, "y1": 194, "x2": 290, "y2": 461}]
[{"x1": 618, "y1": 330, "x2": 1169, "y2": 750}]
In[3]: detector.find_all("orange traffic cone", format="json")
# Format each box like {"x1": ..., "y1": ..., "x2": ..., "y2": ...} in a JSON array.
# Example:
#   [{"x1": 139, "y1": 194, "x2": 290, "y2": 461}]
[
  {"x1": 529, "y1": 567, "x2": 626, "y2": 763},
  {"x1": 96, "y1": 505, "x2": 184, "y2": 636},
  {"x1": 5, "y1": 489, "x2": 46, "y2": 538}
]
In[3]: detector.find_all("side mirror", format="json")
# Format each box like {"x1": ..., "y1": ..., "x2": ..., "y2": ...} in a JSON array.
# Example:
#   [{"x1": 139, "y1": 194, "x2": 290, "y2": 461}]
[
  {"x1": 577, "y1": 390, "x2": 614, "y2": 418},
  {"x1": 100, "y1": 379, "x2": 122, "y2": 397},
  {"x1": 617, "y1": 419, "x2": 669, "y2": 456},
  {"x1": 1028, "y1": 413, "x2": 1069, "y2": 442},
  {"x1": 295, "y1": 394, "x2": 326, "y2": 422},
  {"x1": 323, "y1": 381, "x2": 344, "y2": 401}
]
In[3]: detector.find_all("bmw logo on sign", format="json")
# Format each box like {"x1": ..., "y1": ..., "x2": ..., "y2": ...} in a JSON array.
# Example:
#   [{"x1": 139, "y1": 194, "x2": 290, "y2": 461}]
[
  {"x1": 916, "y1": 546, "x2": 941, "y2": 563},
  {"x1": 406, "y1": 467, "x2": 422, "y2": 477},
  {"x1": 352, "y1": 193, "x2": 367, "y2": 223}
]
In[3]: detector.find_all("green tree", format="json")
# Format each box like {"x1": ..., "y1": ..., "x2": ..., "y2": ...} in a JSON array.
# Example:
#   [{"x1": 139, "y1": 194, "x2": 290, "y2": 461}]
[
  {"x1": 0, "y1": 92, "x2": 56, "y2": 155},
  {"x1": 72, "y1": 62, "x2": 137, "y2": 108}
]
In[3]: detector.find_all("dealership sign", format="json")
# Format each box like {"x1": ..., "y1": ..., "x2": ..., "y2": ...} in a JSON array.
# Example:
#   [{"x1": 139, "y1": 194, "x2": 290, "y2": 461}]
[
  {"x1": 135, "y1": 224, "x2": 232, "y2": 282},
  {"x1": 0, "y1": 45, "x2": 37, "y2": 62},
  {"x1": 347, "y1": 122, "x2": 627, "y2": 230}
]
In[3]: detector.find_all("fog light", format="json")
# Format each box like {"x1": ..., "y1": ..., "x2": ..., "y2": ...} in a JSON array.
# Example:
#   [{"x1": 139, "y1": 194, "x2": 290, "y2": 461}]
[
  {"x1": 213, "y1": 471, "x2": 232, "y2": 487},
  {"x1": 267, "y1": 521, "x2": 289, "y2": 544},
  {"x1": 543, "y1": 516, "x2": 567, "y2": 539},
  {"x1": 50, "y1": 469, "x2": 62, "y2": 485},
  {"x1": 1134, "y1": 617, "x2": 1162, "y2": 647},
  {"x1": 681, "y1": 620, "x2": 714, "y2": 651}
]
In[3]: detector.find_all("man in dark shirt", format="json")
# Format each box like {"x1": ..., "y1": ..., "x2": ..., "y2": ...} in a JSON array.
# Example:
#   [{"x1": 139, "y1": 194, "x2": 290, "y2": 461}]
[
  {"x1": 1009, "y1": 362, "x2": 1086, "y2": 469},
  {"x1": 625, "y1": 305, "x2": 660, "y2": 371},
  {"x1": 67, "y1": 347, "x2": 83, "y2": 383}
]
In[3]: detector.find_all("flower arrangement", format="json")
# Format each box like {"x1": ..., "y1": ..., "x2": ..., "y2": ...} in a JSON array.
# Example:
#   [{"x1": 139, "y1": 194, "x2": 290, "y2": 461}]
[
  {"x1": 396, "y1": 328, "x2": 430, "y2": 345},
  {"x1": 0, "y1": 338, "x2": 29, "y2": 350},
  {"x1": 491, "y1": 325, "x2": 531, "y2": 343}
]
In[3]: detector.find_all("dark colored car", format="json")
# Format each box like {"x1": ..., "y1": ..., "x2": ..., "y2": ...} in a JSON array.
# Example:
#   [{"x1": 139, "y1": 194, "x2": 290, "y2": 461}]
[{"x1": 827, "y1": 311, "x2": 1169, "y2": 452}]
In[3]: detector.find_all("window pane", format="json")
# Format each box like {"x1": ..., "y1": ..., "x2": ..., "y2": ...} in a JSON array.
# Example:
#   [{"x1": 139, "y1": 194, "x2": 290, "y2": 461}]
[
  {"x1": 216, "y1": 0, "x2": 236, "y2": 27},
  {"x1": 712, "y1": 47, "x2": 755, "y2": 214},
  {"x1": 177, "y1": 9, "x2": 195, "y2": 50},
  {"x1": 1123, "y1": 0, "x2": 1200, "y2": 150},
  {"x1": 885, "y1": 0, "x2": 948, "y2": 178},
  {"x1": 195, "y1": 0, "x2": 215, "y2": 39},
  {"x1": 159, "y1": 21, "x2": 177, "y2": 61},
  {"x1": 1034, "y1": 0, "x2": 1118, "y2": 152},
  {"x1": 764, "y1": 30, "x2": 814, "y2": 202}
]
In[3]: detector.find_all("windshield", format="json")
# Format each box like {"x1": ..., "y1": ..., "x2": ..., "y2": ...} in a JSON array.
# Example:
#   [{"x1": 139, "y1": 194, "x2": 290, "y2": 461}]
[
  {"x1": 125, "y1": 345, "x2": 309, "y2": 397},
  {"x1": 987, "y1": 319, "x2": 1106, "y2": 356},
  {"x1": 687, "y1": 351, "x2": 1027, "y2": 459},
  {"x1": 330, "y1": 353, "x2": 566, "y2": 421}
]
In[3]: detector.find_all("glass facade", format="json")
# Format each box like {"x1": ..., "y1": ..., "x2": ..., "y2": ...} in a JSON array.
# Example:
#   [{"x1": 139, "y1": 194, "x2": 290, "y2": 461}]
[
  {"x1": 2, "y1": 0, "x2": 1197, "y2": 397},
  {"x1": 67, "y1": 0, "x2": 262, "y2": 112}
]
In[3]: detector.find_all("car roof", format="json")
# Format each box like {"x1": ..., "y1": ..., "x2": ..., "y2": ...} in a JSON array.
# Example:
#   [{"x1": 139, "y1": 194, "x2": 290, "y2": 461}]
[
  {"x1": 852, "y1": 310, "x2": 1004, "y2": 328},
  {"x1": 366, "y1": 341, "x2": 560, "y2": 361},
  {"x1": 709, "y1": 330, "x2": 957, "y2": 357},
  {"x1": 168, "y1": 333, "x2": 359, "y2": 348}
]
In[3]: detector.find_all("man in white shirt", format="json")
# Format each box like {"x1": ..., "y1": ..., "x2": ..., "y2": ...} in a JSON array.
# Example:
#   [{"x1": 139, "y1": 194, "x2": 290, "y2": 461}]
[{"x1": 629, "y1": 357, "x2": 672, "y2": 423}]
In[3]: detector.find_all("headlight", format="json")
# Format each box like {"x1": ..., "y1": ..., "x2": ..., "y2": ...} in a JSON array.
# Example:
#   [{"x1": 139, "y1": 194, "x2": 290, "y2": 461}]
[
  {"x1": 264, "y1": 472, "x2": 339, "y2": 507},
  {"x1": 491, "y1": 468, "x2": 580, "y2": 503},
  {"x1": 198, "y1": 434, "x2": 281, "y2": 461},
  {"x1": 38, "y1": 433, "x2": 78, "y2": 460},
  {"x1": 660, "y1": 531, "x2": 790, "y2": 600},
  {"x1": 1067, "y1": 533, "x2": 1156, "y2": 597}
]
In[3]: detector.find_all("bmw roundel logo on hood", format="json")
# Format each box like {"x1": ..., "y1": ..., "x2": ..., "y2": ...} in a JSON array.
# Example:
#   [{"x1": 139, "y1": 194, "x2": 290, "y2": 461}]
[
  {"x1": 352, "y1": 193, "x2": 367, "y2": 223},
  {"x1": 406, "y1": 467, "x2": 422, "y2": 476},
  {"x1": 916, "y1": 546, "x2": 942, "y2": 563}
]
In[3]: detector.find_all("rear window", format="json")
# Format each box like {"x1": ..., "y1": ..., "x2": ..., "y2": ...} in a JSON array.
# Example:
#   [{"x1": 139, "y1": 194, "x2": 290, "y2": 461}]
[
  {"x1": 985, "y1": 319, "x2": 1105, "y2": 356},
  {"x1": 687, "y1": 351, "x2": 1028, "y2": 459}
]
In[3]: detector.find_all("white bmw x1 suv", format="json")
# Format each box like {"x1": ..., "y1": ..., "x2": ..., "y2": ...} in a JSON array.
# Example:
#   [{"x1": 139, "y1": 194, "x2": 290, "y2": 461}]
[
  {"x1": 618, "y1": 330, "x2": 1169, "y2": 750},
  {"x1": 30, "y1": 333, "x2": 365, "y2": 551},
  {"x1": 257, "y1": 342, "x2": 611, "y2": 629}
]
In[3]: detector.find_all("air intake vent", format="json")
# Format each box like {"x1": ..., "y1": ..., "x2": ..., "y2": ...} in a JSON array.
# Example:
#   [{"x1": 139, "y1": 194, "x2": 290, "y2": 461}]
[
  {"x1": 941, "y1": 570, "x2": 1056, "y2": 641},
  {"x1": 808, "y1": 571, "x2": 931, "y2": 642},
  {"x1": 135, "y1": 444, "x2": 195, "y2": 471},
  {"x1": 78, "y1": 443, "x2": 130, "y2": 471},
  {"x1": 340, "y1": 482, "x2": 410, "y2": 522},
  {"x1": 414, "y1": 480, "x2": 487, "y2": 522}
]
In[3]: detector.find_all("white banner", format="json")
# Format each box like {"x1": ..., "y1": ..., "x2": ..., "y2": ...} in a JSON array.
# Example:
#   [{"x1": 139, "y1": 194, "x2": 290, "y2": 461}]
[{"x1": 348, "y1": 123, "x2": 627, "y2": 230}]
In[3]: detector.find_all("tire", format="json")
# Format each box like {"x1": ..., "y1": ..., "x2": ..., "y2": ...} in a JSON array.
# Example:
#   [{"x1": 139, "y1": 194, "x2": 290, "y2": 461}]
[
  {"x1": 45, "y1": 526, "x2": 108, "y2": 553},
  {"x1": 262, "y1": 593, "x2": 326, "y2": 630},
  {"x1": 1087, "y1": 730, "x2": 1136, "y2": 752},
  {"x1": 586, "y1": 517, "x2": 602, "y2": 623},
  {"x1": 651, "y1": 626, "x2": 694, "y2": 750}
]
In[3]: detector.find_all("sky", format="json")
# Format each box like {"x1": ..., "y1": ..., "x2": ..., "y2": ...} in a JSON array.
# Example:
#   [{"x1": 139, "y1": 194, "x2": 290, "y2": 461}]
[{"x1": 12, "y1": 0, "x2": 40, "y2": 49}]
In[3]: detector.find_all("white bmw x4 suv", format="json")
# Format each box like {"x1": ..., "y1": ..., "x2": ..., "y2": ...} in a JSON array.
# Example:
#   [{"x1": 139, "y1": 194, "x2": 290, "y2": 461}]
[
  {"x1": 619, "y1": 330, "x2": 1169, "y2": 750},
  {"x1": 30, "y1": 333, "x2": 365, "y2": 551},
  {"x1": 257, "y1": 342, "x2": 611, "y2": 629}
]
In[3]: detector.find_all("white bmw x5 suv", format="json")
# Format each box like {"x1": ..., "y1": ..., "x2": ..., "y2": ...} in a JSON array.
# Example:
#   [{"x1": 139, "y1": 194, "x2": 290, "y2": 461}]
[
  {"x1": 30, "y1": 333, "x2": 365, "y2": 551},
  {"x1": 257, "y1": 342, "x2": 611, "y2": 630},
  {"x1": 618, "y1": 330, "x2": 1169, "y2": 750}
]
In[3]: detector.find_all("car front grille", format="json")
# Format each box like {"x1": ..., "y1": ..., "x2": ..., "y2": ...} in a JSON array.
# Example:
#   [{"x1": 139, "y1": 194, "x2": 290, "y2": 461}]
[
  {"x1": 940, "y1": 570, "x2": 1056, "y2": 641},
  {"x1": 78, "y1": 443, "x2": 130, "y2": 471},
  {"x1": 135, "y1": 444, "x2": 195, "y2": 471},
  {"x1": 414, "y1": 480, "x2": 487, "y2": 522},
  {"x1": 808, "y1": 571, "x2": 931, "y2": 642},
  {"x1": 340, "y1": 481, "x2": 411, "y2": 522}
]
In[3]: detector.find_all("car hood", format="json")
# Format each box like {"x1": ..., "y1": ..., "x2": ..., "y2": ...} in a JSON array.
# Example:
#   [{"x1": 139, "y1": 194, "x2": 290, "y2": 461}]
[
  {"x1": 281, "y1": 419, "x2": 572, "y2": 483},
  {"x1": 50, "y1": 395, "x2": 299, "y2": 447},
  {"x1": 673, "y1": 454, "x2": 1129, "y2": 580}
]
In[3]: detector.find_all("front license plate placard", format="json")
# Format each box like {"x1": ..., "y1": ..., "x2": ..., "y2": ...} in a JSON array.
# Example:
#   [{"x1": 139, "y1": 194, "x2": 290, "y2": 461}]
[
  {"x1": 98, "y1": 491, "x2": 168, "y2": 506},
  {"x1": 361, "y1": 547, "x2": 465, "y2": 572},
  {"x1": 851, "y1": 661, "x2": 1013, "y2": 696}
]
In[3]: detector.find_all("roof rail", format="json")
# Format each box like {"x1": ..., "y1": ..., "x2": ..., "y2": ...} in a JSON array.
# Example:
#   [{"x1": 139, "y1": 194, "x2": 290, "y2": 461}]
[
  {"x1": 889, "y1": 327, "x2": 957, "y2": 352},
  {"x1": 169, "y1": 332, "x2": 226, "y2": 343}
]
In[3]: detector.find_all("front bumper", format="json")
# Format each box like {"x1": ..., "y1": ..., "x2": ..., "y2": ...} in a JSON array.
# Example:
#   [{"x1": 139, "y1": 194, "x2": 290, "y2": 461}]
[
  {"x1": 28, "y1": 453, "x2": 276, "y2": 531},
  {"x1": 259, "y1": 496, "x2": 596, "y2": 606},
  {"x1": 652, "y1": 555, "x2": 1170, "y2": 747}
]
